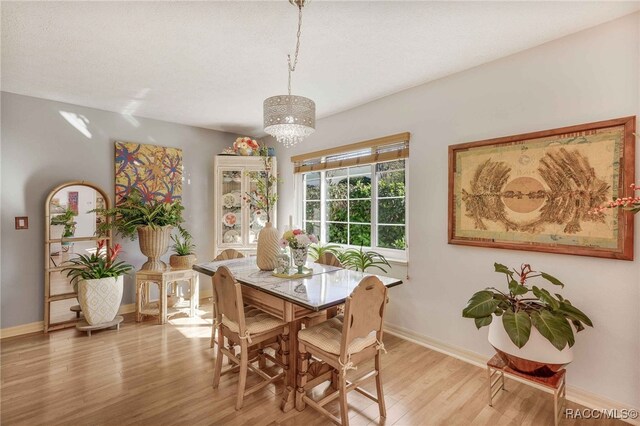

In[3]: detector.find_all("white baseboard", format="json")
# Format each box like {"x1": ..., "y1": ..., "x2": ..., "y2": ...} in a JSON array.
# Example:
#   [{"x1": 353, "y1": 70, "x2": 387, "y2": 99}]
[
  {"x1": 0, "y1": 289, "x2": 214, "y2": 340},
  {"x1": 384, "y1": 323, "x2": 640, "y2": 426}
]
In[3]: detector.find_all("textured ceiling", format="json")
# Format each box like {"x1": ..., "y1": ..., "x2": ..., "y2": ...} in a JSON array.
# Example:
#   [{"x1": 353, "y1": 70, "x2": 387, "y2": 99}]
[{"x1": 2, "y1": 1, "x2": 639, "y2": 135}]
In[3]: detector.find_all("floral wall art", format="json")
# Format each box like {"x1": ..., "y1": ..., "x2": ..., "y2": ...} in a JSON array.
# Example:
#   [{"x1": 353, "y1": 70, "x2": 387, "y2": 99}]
[{"x1": 114, "y1": 141, "x2": 183, "y2": 206}]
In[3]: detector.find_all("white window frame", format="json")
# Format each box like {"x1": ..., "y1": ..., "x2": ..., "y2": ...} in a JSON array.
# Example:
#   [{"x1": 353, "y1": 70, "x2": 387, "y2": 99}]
[{"x1": 297, "y1": 159, "x2": 408, "y2": 262}]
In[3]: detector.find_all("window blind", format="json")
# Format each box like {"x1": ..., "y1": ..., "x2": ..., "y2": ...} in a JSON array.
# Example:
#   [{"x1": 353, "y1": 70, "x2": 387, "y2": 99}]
[{"x1": 291, "y1": 132, "x2": 410, "y2": 173}]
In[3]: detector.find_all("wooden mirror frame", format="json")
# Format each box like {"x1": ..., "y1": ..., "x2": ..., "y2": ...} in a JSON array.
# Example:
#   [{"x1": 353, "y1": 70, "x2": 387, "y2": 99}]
[{"x1": 44, "y1": 180, "x2": 112, "y2": 332}]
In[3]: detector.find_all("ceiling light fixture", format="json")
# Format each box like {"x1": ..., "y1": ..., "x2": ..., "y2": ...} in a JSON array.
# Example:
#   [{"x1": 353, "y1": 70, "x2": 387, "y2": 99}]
[{"x1": 263, "y1": 0, "x2": 315, "y2": 148}]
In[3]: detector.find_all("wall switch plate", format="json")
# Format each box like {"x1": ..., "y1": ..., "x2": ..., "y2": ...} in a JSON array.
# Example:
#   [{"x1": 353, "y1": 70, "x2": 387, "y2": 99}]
[{"x1": 15, "y1": 217, "x2": 28, "y2": 230}]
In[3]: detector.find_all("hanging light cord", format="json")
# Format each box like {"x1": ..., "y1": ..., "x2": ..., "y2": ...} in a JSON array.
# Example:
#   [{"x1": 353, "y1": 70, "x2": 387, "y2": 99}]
[{"x1": 287, "y1": 2, "x2": 304, "y2": 96}]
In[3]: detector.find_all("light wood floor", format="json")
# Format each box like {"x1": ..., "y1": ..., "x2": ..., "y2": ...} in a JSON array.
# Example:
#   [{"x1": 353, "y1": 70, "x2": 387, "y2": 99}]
[{"x1": 1, "y1": 305, "x2": 622, "y2": 426}]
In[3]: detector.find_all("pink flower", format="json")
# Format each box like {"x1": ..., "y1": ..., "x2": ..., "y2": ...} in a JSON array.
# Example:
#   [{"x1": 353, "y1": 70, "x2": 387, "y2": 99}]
[
  {"x1": 293, "y1": 229, "x2": 302, "y2": 235},
  {"x1": 279, "y1": 238, "x2": 288, "y2": 249},
  {"x1": 309, "y1": 234, "x2": 318, "y2": 244}
]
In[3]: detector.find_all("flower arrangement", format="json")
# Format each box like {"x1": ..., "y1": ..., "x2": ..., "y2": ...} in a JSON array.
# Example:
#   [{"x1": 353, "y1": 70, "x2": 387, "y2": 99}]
[
  {"x1": 61, "y1": 240, "x2": 133, "y2": 292},
  {"x1": 281, "y1": 228, "x2": 318, "y2": 249},
  {"x1": 590, "y1": 183, "x2": 640, "y2": 215},
  {"x1": 234, "y1": 136, "x2": 260, "y2": 156}
]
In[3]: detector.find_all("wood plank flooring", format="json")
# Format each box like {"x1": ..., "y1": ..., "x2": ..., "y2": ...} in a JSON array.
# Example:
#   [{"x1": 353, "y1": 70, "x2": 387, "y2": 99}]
[{"x1": 0, "y1": 305, "x2": 623, "y2": 425}]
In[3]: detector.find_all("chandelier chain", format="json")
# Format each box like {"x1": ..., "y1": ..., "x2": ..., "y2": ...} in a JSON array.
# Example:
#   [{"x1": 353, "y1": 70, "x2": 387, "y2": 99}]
[{"x1": 287, "y1": 2, "x2": 303, "y2": 96}]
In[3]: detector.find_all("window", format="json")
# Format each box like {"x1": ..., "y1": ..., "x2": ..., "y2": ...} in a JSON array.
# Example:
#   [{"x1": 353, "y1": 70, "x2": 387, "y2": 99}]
[{"x1": 301, "y1": 159, "x2": 407, "y2": 257}]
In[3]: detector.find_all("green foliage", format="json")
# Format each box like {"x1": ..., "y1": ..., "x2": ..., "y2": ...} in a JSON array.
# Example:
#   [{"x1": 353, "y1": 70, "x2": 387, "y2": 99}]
[
  {"x1": 337, "y1": 247, "x2": 391, "y2": 273},
  {"x1": 308, "y1": 243, "x2": 342, "y2": 261},
  {"x1": 462, "y1": 263, "x2": 593, "y2": 350},
  {"x1": 245, "y1": 156, "x2": 279, "y2": 222},
  {"x1": 61, "y1": 242, "x2": 132, "y2": 292},
  {"x1": 91, "y1": 190, "x2": 184, "y2": 240},
  {"x1": 50, "y1": 209, "x2": 76, "y2": 237},
  {"x1": 171, "y1": 226, "x2": 196, "y2": 256}
]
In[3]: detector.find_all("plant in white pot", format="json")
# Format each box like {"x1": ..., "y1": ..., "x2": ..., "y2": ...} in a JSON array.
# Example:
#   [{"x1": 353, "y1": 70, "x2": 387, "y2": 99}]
[
  {"x1": 170, "y1": 226, "x2": 197, "y2": 269},
  {"x1": 62, "y1": 240, "x2": 133, "y2": 326},
  {"x1": 93, "y1": 190, "x2": 184, "y2": 270},
  {"x1": 50, "y1": 208, "x2": 77, "y2": 252},
  {"x1": 462, "y1": 263, "x2": 593, "y2": 376}
]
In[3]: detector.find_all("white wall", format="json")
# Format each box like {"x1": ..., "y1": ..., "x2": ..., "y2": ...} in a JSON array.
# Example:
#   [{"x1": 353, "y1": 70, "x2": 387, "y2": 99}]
[
  {"x1": 273, "y1": 13, "x2": 640, "y2": 408},
  {"x1": 1, "y1": 92, "x2": 236, "y2": 328}
]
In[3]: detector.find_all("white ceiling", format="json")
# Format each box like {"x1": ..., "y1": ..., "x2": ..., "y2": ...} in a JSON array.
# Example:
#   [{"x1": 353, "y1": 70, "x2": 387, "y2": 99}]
[{"x1": 2, "y1": 1, "x2": 639, "y2": 136}]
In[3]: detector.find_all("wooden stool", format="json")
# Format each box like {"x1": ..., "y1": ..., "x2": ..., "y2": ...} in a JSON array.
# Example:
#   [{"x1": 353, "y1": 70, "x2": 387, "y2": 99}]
[
  {"x1": 136, "y1": 268, "x2": 199, "y2": 324},
  {"x1": 487, "y1": 354, "x2": 566, "y2": 426}
]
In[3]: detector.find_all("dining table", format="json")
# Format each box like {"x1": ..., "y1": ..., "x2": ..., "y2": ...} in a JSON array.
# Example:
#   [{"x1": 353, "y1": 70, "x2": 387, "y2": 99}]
[{"x1": 193, "y1": 257, "x2": 403, "y2": 412}]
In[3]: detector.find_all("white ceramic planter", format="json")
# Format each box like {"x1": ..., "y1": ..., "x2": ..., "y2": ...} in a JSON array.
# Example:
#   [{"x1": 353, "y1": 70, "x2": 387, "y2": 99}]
[
  {"x1": 256, "y1": 222, "x2": 281, "y2": 271},
  {"x1": 488, "y1": 319, "x2": 573, "y2": 375},
  {"x1": 77, "y1": 276, "x2": 124, "y2": 326}
]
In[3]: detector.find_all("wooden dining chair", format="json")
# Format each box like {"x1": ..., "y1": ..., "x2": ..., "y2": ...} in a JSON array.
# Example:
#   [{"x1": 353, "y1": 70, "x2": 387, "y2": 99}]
[
  {"x1": 315, "y1": 252, "x2": 344, "y2": 268},
  {"x1": 296, "y1": 276, "x2": 388, "y2": 426},
  {"x1": 315, "y1": 251, "x2": 345, "y2": 319},
  {"x1": 212, "y1": 266, "x2": 289, "y2": 410},
  {"x1": 210, "y1": 249, "x2": 245, "y2": 348}
]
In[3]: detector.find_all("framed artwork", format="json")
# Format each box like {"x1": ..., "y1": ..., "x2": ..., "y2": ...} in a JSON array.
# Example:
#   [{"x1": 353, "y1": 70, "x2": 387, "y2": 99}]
[
  {"x1": 448, "y1": 116, "x2": 635, "y2": 260},
  {"x1": 68, "y1": 191, "x2": 79, "y2": 215},
  {"x1": 114, "y1": 141, "x2": 183, "y2": 206}
]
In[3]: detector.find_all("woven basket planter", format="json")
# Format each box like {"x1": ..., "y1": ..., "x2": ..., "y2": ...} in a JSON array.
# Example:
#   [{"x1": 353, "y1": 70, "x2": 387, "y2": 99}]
[
  {"x1": 169, "y1": 254, "x2": 197, "y2": 270},
  {"x1": 138, "y1": 225, "x2": 173, "y2": 271}
]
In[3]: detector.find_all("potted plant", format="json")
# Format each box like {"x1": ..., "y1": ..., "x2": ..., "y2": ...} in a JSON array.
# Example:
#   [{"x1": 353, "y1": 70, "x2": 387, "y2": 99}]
[
  {"x1": 62, "y1": 240, "x2": 133, "y2": 326},
  {"x1": 50, "y1": 208, "x2": 76, "y2": 252},
  {"x1": 169, "y1": 226, "x2": 197, "y2": 269},
  {"x1": 338, "y1": 247, "x2": 391, "y2": 273},
  {"x1": 462, "y1": 263, "x2": 593, "y2": 376},
  {"x1": 244, "y1": 156, "x2": 281, "y2": 271},
  {"x1": 93, "y1": 190, "x2": 184, "y2": 270}
]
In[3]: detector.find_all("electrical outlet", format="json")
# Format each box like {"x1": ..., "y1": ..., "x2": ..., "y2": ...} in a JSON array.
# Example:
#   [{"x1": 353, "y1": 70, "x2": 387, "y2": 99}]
[{"x1": 15, "y1": 217, "x2": 28, "y2": 230}]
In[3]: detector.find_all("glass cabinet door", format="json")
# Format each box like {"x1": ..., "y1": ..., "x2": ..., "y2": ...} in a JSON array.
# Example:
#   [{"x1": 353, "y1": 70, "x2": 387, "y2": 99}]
[
  {"x1": 246, "y1": 169, "x2": 269, "y2": 245},
  {"x1": 219, "y1": 168, "x2": 244, "y2": 247}
]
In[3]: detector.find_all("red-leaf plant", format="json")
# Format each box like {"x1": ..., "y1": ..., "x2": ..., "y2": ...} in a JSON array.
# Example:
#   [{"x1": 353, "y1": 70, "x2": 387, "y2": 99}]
[{"x1": 62, "y1": 240, "x2": 133, "y2": 292}]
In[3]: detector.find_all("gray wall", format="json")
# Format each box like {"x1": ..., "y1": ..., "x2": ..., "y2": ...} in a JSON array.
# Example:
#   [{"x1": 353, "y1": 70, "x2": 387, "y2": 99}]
[
  {"x1": 1, "y1": 92, "x2": 235, "y2": 328},
  {"x1": 273, "y1": 13, "x2": 640, "y2": 408}
]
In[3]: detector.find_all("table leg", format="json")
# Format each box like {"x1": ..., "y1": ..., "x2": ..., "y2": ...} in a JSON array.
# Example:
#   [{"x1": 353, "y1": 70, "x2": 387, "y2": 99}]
[
  {"x1": 160, "y1": 279, "x2": 167, "y2": 325},
  {"x1": 190, "y1": 274, "x2": 199, "y2": 317},
  {"x1": 135, "y1": 278, "x2": 142, "y2": 322},
  {"x1": 281, "y1": 318, "x2": 303, "y2": 412}
]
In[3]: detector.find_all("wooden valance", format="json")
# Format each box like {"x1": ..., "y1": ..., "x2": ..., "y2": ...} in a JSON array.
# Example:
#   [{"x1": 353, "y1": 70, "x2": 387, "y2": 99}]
[{"x1": 291, "y1": 132, "x2": 410, "y2": 173}]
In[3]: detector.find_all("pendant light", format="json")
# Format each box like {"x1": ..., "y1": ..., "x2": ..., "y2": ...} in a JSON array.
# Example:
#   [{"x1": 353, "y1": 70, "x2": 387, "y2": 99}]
[{"x1": 263, "y1": 0, "x2": 316, "y2": 148}]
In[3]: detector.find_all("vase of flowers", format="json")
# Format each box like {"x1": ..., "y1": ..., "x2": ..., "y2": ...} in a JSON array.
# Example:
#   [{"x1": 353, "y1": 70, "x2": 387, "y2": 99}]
[
  {"x1": 234, "y1": 136, "x2": 259, "y2": 156},
  {"x1": 281, "y1": 229, "x2": 318, "y2": 274},
  {"x1": 62, "y1": 240, "x2": 133, "y2": 326}
]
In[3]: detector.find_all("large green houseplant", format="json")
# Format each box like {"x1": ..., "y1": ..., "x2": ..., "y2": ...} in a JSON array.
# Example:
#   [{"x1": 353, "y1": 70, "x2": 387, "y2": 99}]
[
  {"x1": 92, "y1": 190, "x2": 184, "y2": 270},
  {"x1": 462, "y1": 263, "x2": 593, "y2": 375},
  {"x1": 62, "y1": 240, "x2": 133, "y2": 325}
]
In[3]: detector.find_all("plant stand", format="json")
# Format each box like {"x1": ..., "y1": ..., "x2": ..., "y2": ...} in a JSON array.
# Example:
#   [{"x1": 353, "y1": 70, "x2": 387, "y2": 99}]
[
  {"x1": 135, "y1": 268, "x2": 199, "y2": 324},
  {"x1": 70, "y1": 304, "x2": 82, "y2": 318},
  {"x1": 487, "y1": 354, "x2": 566, "y2": 426},
  {"x1": 76, "y1": 315, "x2": 123, "y2": 336}
]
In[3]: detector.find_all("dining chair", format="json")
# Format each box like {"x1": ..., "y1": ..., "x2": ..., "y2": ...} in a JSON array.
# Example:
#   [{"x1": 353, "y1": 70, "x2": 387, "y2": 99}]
[
  {"x1": 212, "y1": 266, "x2": 289, "y2": 410},
  {"x1": 295, "y1": 276, "x2": 388, "y2": 426},
  {"x1": 315, "y1": 252, "x2": 344, "y2": 319},
  {"x1": 210, "y1": 249, "x2": 245, "y2": 348},
  {"x1": 315, "y1": 252, "x2": 344, "y2": 268}
]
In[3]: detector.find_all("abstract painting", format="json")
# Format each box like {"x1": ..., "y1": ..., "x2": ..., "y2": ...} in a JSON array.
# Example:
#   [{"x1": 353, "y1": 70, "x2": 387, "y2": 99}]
[
  {"x1": 68, "y1": 191, "x2": 79, "y2": 215},
  {"x1": 115, "y1": 141, "x2": 183, "y2": 206},
  {"x1": 448, "y1": 116, "x2": 635, "y2": 260}
]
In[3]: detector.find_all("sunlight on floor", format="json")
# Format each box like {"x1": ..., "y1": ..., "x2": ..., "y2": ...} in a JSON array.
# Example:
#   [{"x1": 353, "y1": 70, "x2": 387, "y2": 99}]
[{"x1": 168, "y1": 302, "x2": 213, "y2": 339}]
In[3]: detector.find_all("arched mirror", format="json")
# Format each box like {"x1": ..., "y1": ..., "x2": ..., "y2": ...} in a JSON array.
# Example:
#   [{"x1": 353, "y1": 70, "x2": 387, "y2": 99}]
[{"x1": 44, "y1": 181, "x2": 112, "y2": 332}]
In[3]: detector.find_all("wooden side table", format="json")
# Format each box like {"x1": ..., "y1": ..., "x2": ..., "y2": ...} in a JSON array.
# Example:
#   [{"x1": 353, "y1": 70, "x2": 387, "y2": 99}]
[
  {"x1": 135, "y1": 268, "x2": 199, "y2": 324},
  {"x1": 487, "y1": 354, "x2": 566, "y2": 426}
]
